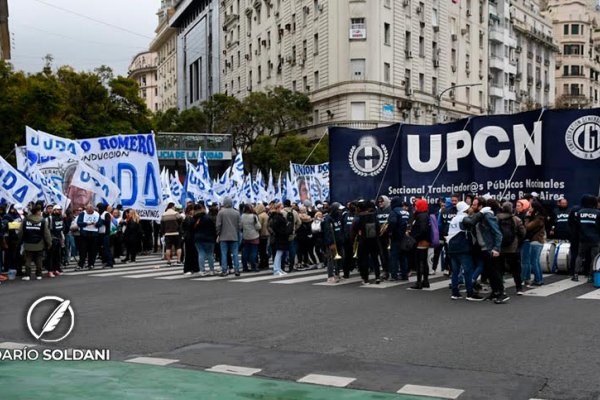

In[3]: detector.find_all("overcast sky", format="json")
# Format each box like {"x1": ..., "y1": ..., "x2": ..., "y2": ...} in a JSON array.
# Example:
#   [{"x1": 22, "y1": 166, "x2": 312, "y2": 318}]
[{"x1": 9, "y1": 0, "x2": 159, "y2": 76}]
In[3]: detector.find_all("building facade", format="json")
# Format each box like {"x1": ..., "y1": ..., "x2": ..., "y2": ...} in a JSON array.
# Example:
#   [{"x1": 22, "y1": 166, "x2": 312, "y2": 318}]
[
  {"x1": 0, "y1": 0, "x2": 10, "y2": 60},
  {"x1": 128, "y1": 51, "x2": 160, "y2": 112},
  {"x1": 545, "y1": 0, "x2": 600, "y2": 108},
  {"x1": 170, "y1": 0, "x2": 220, "y2": 111},
  {"x1": 509, "y1": 0, "x2": 557, "y2": 113},
  {"x1": 150, "y1": 0, "x2": 180, "y2": 111},
  {"x1": 218, "y1": 0, "x2": 489, "y2": 129}
]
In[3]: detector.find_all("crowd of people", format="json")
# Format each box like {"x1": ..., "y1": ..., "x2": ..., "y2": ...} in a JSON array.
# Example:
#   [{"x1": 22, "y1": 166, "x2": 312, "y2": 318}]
[{"x1": 1, "y1": 193, "x2": 598, "y2": 306}]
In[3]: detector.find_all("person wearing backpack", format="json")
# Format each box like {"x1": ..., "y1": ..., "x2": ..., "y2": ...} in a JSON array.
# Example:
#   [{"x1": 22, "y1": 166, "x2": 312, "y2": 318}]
[
  {"x1": 447, "y1": 201, "x2": 484, "y2": 301},
  {"x1": 352, "y1": 200, "x2": 381, "y2": 284},
  {"x1": 462, "y1": 197, "x2": 506, "y2": 303},
  {"x1": 18, "y1": 205, "x2": 52, "y2": 281},
  {"x1": 409, "y1": 198, "x2": 432, "y2": 289},
  {"x1": 495, "y1": 202, "x2": 526, "y2": 295},
  {"x1": 282, "y1": 200, "x2": 301, "y2": 272},
  {"x1": 388, "y1": 197, "x2": 411, "y2": 281}
]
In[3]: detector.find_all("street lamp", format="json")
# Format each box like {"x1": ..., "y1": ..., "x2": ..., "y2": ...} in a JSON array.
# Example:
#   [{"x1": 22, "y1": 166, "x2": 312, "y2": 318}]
[{"x1": 436, "y1": 82, "x2": 483, "y2": 124}]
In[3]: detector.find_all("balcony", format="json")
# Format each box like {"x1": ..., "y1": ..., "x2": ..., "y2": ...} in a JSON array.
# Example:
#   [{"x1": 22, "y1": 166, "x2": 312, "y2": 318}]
[
  {"x1": 527, "y1": 76, "x2": 533, "y2": 86},
  {"x1": 489, "y1": 28, "x2": 504, "y2": 43},
  {"x1": 490, "y1": 84, "x2": 504, "y2": 98},
  {"x1": 489, "y1": 55, "x2": 504, "y2": 70},
  {"x1": 223, "y1": 13, "x2": 240, "y2": 27}
]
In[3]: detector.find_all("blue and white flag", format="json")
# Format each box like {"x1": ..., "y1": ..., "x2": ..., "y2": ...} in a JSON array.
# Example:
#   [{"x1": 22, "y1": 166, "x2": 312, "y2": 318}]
[
  {"x1": 71, "y1": 162, "x2": 121, "y2": 206},
  {"x1": 231, "y1": 149, "x2": 245, "y2": 188},
  {"x1": 184, "y1": 159, "x2": 206, "y2": 203},
  {"x1": 0, "y1": 155, "x2": 42, "y2": 206},
  {"x1": 26, "y1": 127, "x2": 84, "y2": 161},
  {"x1": 169, "y1": 171, "x2": 183, "y2": 206}
]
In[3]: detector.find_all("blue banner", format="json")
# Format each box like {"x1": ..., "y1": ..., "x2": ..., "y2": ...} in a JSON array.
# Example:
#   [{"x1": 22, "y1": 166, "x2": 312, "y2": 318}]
[{"x1": 329, "y1": 109, "x2": 600, "y2": 204}]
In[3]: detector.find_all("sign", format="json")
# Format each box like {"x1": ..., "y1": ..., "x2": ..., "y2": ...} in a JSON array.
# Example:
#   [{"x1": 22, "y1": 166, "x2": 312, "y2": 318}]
[
  {"x1": 329, "y1": 109, "x2": 600, "y2": 203},
  {"x1": 157, "y1": 150, "x2": 232, "y2": 160},
  {"x1": 290, "y1": 162, "x2": 330, "y2": 203},
  {"x1": 349, "y1": 28, "x2": 367, "y2": 39},
  {"x1": 382, "y1": 104, "x2": 394, "y2": 121}
]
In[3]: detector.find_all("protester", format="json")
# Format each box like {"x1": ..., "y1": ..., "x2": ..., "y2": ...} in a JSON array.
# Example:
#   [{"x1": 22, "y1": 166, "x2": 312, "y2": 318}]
[
  {"x1": 269, "y1": 203, "x2": 289, "y2": 276},
  {"x1": 47, "y1": 204, "x2": 65, "y2": 277},
  {"x1": 18, "y1": 205, "x2": 52, "y2": 280},
  {"x1": 282, "y1": 200, "x2": 301, "y2": 272},
  {"x1": 388, "y1": 197, "x2": 411, "y2": 281},
  {"x1": 194, "y1": 203, "x2": 217, "y2": 276},
  {"x1": 352, "y1": 200, "x2": 381, "y2": 285},
  {"x1": 123, "y1": 209, "x2": 142, "y2": 263},
  {"x1": 216, "y1": 196, "x2": 242, "y2": 276},
  {"x1": 3, "y1": 204, "x2": 23, "y2": 275},
  {"x1": 523, "y1": 201, "x2": 546, "y2": 287},
  {"x1": 408, "y1": 199, "x2": 432, "y2": 289},
  {"x1": 161, "y1": 202, "x2": 183, "y2": 266},
  {"x1": 496, "y1": 202, "x2": 526, "y2": 295},
  {"x1": 182, "y1": 204, "x2": 200, "y2": 274},
  {"x1": 322, "y1": 202, "x2": 345, "y2": 283},
  {"x1": 69, "y1": 207, "x2": 82, "y2": 262},
  {"x1": 240, "y1": 204, "x2": 261, "y2": 272},
  {"x1": 255, "y1": 203, "x2": 270, "y2": 270},
  {"x1": 97, "y1": 203, "x2": 114, "y2": 269},
  {"x1": 376, "y1": 195, "x2": 391, "y2": 280},
  {"x1": 76, "y1": 203, "x2": 102, "y2": 271},
  {"x1": 572, "y1": 194, "x2": 600, "y2": 282}
]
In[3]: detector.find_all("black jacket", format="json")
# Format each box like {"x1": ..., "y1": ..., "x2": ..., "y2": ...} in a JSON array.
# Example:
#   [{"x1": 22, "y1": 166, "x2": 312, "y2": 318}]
[
  {"x1": 269, "y1": 212, "x2": 289, "y2": 251},
  {"x1": 194, "y1": 212, "x2": 217, "y2": 243},
  {"x1": 410, "y1": 212, "x2": 430, "y2": 243}
]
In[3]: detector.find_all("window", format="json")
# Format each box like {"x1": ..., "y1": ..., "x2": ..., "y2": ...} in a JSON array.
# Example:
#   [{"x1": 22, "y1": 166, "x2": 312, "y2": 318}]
[
  {"x1": 571, "y1": 24, "x2": 579, "y2": 35},
  {"x1": 451, "y1": 49, "x2": 457, "y2": 68},
  {"x1": 432, "y1": 77, "x2": 438, "y2": 96},
  {"x1": 466, "y1": 87, "x2": 471, "y2": 104},
  {"x1": 384, "y1": 0, "x2": 391, "y2": 8},
  {"x1": 314, "y1": 33, "x2": 319, "y2": 55},
  {"x1": 405, "y1": 68, "x2": 411, "y2": 89},
  {"x1": 351, "y1": 59, "x2": 366, "y2": 80},
  {"x1": 258, "y1": 65, "x2": 262, "y2": 83},
  {"x1": 419, "y1": 73, "x2": 424, "y2": 91},
  {"x1": 303, "y1": 76, "x2": 308, "y2": 91},
  {"x1": 419, "y1": 36, "x2": 424, "y2": 57},
  {"x1": 432, "y1": 8, "x2": 438, "y2": 27},
  {"x1": 384, "y1": 62, "x2": 390, "y2": 83},
  {"x1": 570, "y1": 83, "x2": 580, "y2": 95},
  {"x1": 248, "y1": 70, "x2": 252, "y2": 90},
  {"x1": 405, "y1": 31, "x2": 411, "y2": 51},
  {"x1": 314, "y1": 71, "x2": 319, "y2": 89},
  {"x1": 384, "y1": 23, "x2": 391, "y2": 45},
  {"x1": 314, "y1": 109, "x2": 319, "y2": 124},
  {"x1": 257, "y1": 6, "x2": 261, "y2": 25},
  {"x1": 564, "y1": 24, "x2": 569, "y2": 35},
  {"x1": 292, "y1": 80, "x2": 296, "y2": 91},
  {"x1": 351, "y1": 102, "x2": 366, "y2": 120},
  {"x1": 350, "y1": 18, "x2": 366, "y2": 39},
  {"x1": 465, "y1": 24, "x2": 471, "y2": 42}
]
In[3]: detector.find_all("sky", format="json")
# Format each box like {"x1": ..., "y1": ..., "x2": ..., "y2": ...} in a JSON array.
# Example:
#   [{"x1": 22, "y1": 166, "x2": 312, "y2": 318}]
[{"x1": 8, "y1": 0, "x2": 159, "y2": 76}]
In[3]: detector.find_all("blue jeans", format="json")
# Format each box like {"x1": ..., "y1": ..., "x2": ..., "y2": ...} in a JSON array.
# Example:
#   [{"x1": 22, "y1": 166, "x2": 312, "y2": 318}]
[
  {"x1": 472, "y1": 255, "x2": 484, "y2": 284},
  {"x1": 529, "y1": 242, "x2": 544, "y2": 284},
  {"x1": 242, "y1": 242, "x2": 258, "y2": 271},
  {"x1": 450, "y1": 253, "x2": 475, "y2": 296},
  {"x1": 220, "y1": 241, "x2": 240, "y2": 273},
  {"x1": 196, "y1": 242, "x2": 215, "y2": 272},
  {"x1": 520, "y1": 241, "x2": 532, "y2": 282},
  {"x1": 285, "y1": 239, "x2": 298, "y2": 268},
  {"x1": 389, "y1": 241, "x2": 409, "y2": 279},
  {"x1": 67, "y1": 234, "x2": 78, "y2": 258},
  {"x1": 274, "y1": 250, "x2": 288, "y2": 274},
  {"x1": 103, "y1": 234, "x2": 113, "y2": 267}
]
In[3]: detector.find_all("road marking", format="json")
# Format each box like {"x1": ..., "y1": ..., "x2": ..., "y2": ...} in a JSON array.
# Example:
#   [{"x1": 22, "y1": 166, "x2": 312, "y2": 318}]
[
  {"x1": 90, "y1": 267, "x2": 180, "y2": 277},
  {"x1": 125, "y1": 357, "x2": 178, "y2": 366},
  {"x1": 577, "y1": 288, "x2": 600, "y2": 300},
  {"x1": 205, "y1": 364, "x2": 262, "y2": 376},
  {"x1": 0, "y1": 342, "x2": 37, "y2": 349},
  {"x1": 361, "y1": 281, "x2": 406, "y2": 289},
  {"x1": 422, "y1": 279, "x2": 452, "y2": 291},
  {"x1": 273, "y1": 274, "x2": 328, "y2": 284},
  {"x1": 233, "y1": 269, "x2": 323, "y2": 283},
  {"x1": 397, "y1": 384, "x2": 464, "y2": 399},
  {"x1": 297, "y1": 374, "x2": 356, "y2": 387},
  {"x1": 313, "y1": 276, "x2": 364, "y2": 286},
  {"x1": 523, "y1": 277, "x2": 587, "y2": 297},
  {"x1": 64, "y1": 262, "x2": 169, "y2": 275},
  {"x1": 190, "y1": 270, "x2": 273, "y2": 282},
  {"x1": 124, "y1": 270, "x2": 184, "y2": 279}
]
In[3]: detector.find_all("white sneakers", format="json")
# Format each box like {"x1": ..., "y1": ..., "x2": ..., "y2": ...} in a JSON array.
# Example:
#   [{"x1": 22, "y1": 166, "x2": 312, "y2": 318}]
[
  {"x1": 22, "y1": 276, "x2": 30, "y2": 281},
  {"x1": 274, "y1": 270, "x2": 287, "y2": 276},
  {"x1": 184, "y1": 272, "x2": 193, "y2": 275}
]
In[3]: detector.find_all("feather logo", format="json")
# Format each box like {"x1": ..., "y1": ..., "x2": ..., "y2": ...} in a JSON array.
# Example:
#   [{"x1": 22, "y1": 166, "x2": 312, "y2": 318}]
[{"x1": 27, "y1": 296, "x2": 75, "y2": 342}]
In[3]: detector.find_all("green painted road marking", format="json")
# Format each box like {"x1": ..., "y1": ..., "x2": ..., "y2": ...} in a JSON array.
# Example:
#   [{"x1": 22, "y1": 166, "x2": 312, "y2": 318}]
[{"x1": 0, "y1": 360, "x2": 439, "y2": 400}]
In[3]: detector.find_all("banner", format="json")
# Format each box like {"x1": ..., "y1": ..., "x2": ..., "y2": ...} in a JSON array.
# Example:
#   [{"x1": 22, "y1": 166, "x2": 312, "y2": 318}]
[
  {"x1": 71, "y1": 162, "x2": 121, "y2": 207},
  {"x1": 290, "y1": 162, "x2": 330, "y2": 203},
  {"x1": 26, "y1": 127, "x2": 84, "y2": 161},
  {"x1": 329, "y1": 109, "x2": 600, "y2": 203},
  {"x1": 77, "y1": 134, "x2": 161, "y2": 220}
]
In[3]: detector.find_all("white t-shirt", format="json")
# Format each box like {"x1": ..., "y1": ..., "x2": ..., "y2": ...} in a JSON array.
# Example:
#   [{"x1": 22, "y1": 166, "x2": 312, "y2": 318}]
[{"x1": 82, "y1": 211, "x2": 100, "y2": 232}]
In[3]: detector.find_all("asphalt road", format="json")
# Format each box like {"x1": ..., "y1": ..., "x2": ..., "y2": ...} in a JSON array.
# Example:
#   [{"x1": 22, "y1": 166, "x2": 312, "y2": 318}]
[{"x1": 1, "y1": 258, "x2": 599, "y2": 400}]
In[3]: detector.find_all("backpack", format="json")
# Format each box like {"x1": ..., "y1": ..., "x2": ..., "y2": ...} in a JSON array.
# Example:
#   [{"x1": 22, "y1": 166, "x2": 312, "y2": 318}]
[
  {"x1": 499, "y1": 216, "x2": 516, "y2": 247},
  {"x1": 429, "y1": 214, "x2": 440, "y2": 247},
  {"x1": 364, "y1": 221, "x2": 377, "y2": 239},
  {"x1": 285, "y1": 211, "x2": 295, "y2": 236}
]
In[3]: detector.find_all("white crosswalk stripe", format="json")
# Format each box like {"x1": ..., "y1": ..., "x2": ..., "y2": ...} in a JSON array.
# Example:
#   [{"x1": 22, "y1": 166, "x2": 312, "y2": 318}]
[{"x1": 59, "y1": 253, "x2": 600, "y2": 300}]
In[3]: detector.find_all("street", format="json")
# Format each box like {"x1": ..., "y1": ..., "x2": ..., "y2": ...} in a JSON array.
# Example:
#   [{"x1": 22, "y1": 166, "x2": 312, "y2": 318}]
[{"x1": 1, "y1": 254, "x2": 599, "y2": 400}]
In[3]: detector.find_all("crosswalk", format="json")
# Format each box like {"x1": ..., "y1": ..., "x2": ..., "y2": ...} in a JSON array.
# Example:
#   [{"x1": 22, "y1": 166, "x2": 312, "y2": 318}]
[{"x1": 62, "y1": 254, "x2": 600, "y2": 301}]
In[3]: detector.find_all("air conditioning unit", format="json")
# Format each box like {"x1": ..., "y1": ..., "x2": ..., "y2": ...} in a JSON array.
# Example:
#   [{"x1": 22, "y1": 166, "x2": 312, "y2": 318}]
[
  {"x1": 275, "y1": 11, "x2": 279, "y2": 17},
  {"x1": 449, "y1": 91, "x2": 455, "y2": 99},
  {"x1": 416, "y1": 6, "x2": 422, "y2": 13},
  {"x1": 402, "y1": 0, "x2": 409, "y2": 7},
  {"x1": 245, "y1": 54, "x2": 250, "y2": 60},
  {"x1": 451, "y1": 33, "x2": 457, "y2": 41},
  {"x1": 247, "y1": 86, "x2": 253, "y2": 91},
  {"x1": 451, "y1": 65, "x2": 457, "y2": 72},
  {"x1": 465, "y1": 61, "x2": 470, "y2": 69},
  {"x1": 406, "y1": 50, "x2": 413, "y2": 58},
  {"x1": 433, "y1": 59, "x2": 440, "y2": 67},
  {"x1": 433, "y1": 25, "x2": 439, "y2": 32},
  {"x1": 407, "y1": 88, "x2": 414, "y2": 96},
  {"x1": 461, "y1": 28, "x2": 468, "y2": 35},
  {"x1": 286, "y1": 55, "x2": 293, "y2": 63},
  {"x1": 262, "y1": 39, "x2": 267, "y2": 46},
  {"x1": 247, "y1": 32, "x2": 251, "y2": 37},
  {"x1": 466, "y1": 9, "x2": 472, "y2": 17}
]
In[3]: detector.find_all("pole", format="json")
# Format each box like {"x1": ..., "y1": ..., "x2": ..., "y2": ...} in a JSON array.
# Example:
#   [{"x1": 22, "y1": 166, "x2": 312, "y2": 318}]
[{"x1": 436, "y1": 82, "x2": 482, "y2": 124}]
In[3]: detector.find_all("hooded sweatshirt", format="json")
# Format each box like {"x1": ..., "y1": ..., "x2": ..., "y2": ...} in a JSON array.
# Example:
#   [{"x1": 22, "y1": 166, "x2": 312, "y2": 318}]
[
  {"x1": 376, "y1": 196, "x2": 391, "y2": 236},
  {"x1": 216, "y1": 197, "x2": 242, "y2": 241},
  {"x1": 447, "y1": 202, "x2": 470, "y2": 253},
  {"x1": 574, "y1": 194, "x2": 600, "y2": 245}
]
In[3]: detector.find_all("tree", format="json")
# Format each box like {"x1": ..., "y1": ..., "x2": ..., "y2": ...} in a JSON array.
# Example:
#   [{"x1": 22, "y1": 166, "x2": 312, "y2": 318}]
[{"x1": 248, "y1": 133, "x2": 329, "y2": 173}]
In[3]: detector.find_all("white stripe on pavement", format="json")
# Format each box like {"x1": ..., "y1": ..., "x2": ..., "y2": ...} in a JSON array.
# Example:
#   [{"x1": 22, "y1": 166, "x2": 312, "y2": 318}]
[
  {"x1": 125, "y1": 357, "x2": 178, "y2": 366},
  {"x1": 422, "y1": 279, "x2": 452, "y2": 291},
  {"x1": 273, "y1": 274, "x2": 328, "y2": 284},
  {"x1": 124, "y1": 270, "x2": 184, "y2": 279},
  {"x1": 233, "y1": 269, "x2": 324, "y2": 283},
  {"x1": 297, "y1": 374, "x2": 356, "y2": 387},
  {"x1": 91, "y1": 267, "x2": 179, "y2": 277},
  {"x1": 0, "y1": 342, "x2": 37, "y2": 349},
  {"x1": 190, "y1": 270, "x2": 274, "y2": 282},
  {"x1": 67, "y1": 265, "x2": 164, "y2": 276},
  {"x1": 313, "y1": 276, "x2": 364, "y2": 286},
  {"x1": 205, "y1": 365, "x2": 262, "y2": 376},
  {"x1": 577, "y1": 288, "x2": 600, "y2": 300},
  {"x1": 397, "y1": 384, "x2": 464, "y2": 399},
  {"x1": 523, "y1": 277, "x2": 587, "y2": 297}
]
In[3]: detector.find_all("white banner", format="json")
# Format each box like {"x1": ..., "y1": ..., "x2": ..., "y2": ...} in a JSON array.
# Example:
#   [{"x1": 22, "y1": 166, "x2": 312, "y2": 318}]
[
  {"x1": 26, "y1": 127, "x2": 84, "y2": 160},
  {"x1": 290, "y1": 162, "x2": 330, "y2": 203},
  {"x1": 71, "y1": 162, "x2": 121, "y2": 207}
]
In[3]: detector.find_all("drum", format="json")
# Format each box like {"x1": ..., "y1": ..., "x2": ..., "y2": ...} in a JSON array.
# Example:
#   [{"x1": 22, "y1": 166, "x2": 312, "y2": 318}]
[
  {"x1": 540, "y1": 243, "x2": 556, "y2": 274},
  {"x1": 555, "y1": 242, "x2": 571, "y2": 273}
]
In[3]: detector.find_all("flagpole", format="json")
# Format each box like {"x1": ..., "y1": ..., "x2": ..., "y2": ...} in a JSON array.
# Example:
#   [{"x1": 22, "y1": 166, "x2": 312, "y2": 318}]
[
  {"x1": 301, "y1": 129, "x2": 328, "y2": 166},
  {"x1": 375, "y1": 123, "x2": 403, "y2": 200}
]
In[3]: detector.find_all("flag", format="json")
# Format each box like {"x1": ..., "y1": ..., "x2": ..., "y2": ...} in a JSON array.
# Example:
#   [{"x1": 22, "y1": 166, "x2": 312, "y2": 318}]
[
  {"x1": 231, "y1": 149, "x2": 245, "y2": 188},
  {"x1": 70, "y1": 162, "x2": 121, "y2": 206},
  {"x1": 26, "y1": 126, "x2": 84, "y2": 161},
  {"x1": 0, "y1": 156, "x2": 42, "y2": 206}
]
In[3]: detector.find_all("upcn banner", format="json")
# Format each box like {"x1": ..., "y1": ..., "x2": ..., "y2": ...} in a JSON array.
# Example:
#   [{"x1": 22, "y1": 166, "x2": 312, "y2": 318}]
[{"x1": 329, "y1": 109, "x2": 600, "y2": 203}]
